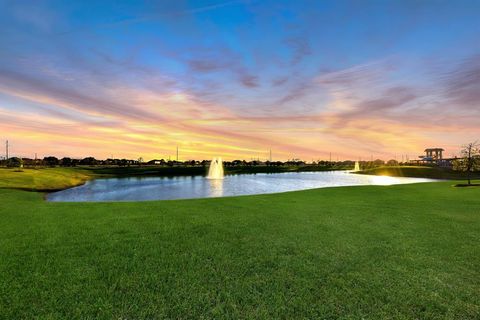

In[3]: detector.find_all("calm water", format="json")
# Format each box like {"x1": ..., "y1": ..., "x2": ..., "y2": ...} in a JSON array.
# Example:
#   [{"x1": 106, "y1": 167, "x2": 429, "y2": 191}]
[{"x1": 47, "y1": 171, "x2": 436, "y2": 202}]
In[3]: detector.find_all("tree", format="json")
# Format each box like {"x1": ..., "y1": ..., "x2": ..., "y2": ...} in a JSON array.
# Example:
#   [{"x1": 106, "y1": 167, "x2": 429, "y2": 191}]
[
  {"x1": 60, "y1": 157, "x2": 72, "y2": 167},
  {"x1": 6, "y1": 157, "x2": 22, "y2": 168},
  {"x1": 80, "y1": 157, "x2": 97, "y2": 166},
  {"x1": 387, "y1": 159, "x2": 398, "y2": 166},
  {"x1": 43, "y1": 156, "x2": 59, "y2": 167},
  {"x1": 453, "y1": 141, "x2": 480, "y2": 185}
]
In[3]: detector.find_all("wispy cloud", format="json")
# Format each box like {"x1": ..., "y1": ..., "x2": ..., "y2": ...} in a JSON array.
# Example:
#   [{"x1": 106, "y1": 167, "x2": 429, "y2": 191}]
[
  {"x1": 284, "y1": 36, "x2": 311, "y2": 65},
  {"x1": 442, "y1": 54, "x2": 480, "y2": 108},
  {"x1": 1, "y1": 1, "x2": 480, "y2": 160}
]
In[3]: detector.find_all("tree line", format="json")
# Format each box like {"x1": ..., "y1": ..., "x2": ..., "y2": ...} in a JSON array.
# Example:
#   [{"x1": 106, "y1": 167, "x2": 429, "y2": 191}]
[
  {"x1": 0, "y1": 156, "x2": 411, "y2": 169},
  {"x1": 2, "y1": 142, "x2": 479, "y2": 185}
]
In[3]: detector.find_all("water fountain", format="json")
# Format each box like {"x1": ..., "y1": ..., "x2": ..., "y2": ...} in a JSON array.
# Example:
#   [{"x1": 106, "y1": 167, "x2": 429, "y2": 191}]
[
  {"x1": 207, "y1": 157, "x2": 224, "y2": 179},
  {"x1": 354, "y1": 161, "x2": 361, "y2": 172}
]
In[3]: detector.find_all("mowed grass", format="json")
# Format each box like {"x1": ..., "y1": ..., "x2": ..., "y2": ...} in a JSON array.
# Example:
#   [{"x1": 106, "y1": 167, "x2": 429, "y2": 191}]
[
  {"x1": 0, "y1": 168, "x2": 93, "y2": 191},
  {"x1": 1, "y1": 179, "x2": 479, "y2": 319}
]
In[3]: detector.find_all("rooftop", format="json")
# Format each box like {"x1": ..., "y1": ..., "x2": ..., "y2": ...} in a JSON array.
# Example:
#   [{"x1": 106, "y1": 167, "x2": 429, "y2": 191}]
[{"x1": 424, "y1": 148, "x2": 444, "y2": 152}]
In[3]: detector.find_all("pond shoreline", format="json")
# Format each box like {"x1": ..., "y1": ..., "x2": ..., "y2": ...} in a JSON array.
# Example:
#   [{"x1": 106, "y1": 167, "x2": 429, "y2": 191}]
[
  {"x1": 0, "y1": 165, "x2": 351, "y2": 193},
  {"x1": 46, "y1": 171, "x2": 437, "y2": 202},
  {"x1": 3, "y1": 165, "x2": 476, "y2": 195}
]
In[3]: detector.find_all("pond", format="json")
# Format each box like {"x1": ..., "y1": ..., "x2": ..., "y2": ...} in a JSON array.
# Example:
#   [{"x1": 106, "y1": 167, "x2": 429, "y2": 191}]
[{"x1": 46, "y1": 171, "x2": 436, "y2": 202}]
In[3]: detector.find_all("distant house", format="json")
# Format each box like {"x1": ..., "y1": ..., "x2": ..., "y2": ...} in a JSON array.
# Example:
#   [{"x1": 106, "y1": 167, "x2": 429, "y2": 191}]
[
  {"x1": 147, "y1": 159, "x2": 165, "y2": 165},
  {"x1": 423, "y1": 148, "x2": 444, "y2": 161},
  {"x1": 412, "y1": 147, "x2": 453, "y2": 167}
]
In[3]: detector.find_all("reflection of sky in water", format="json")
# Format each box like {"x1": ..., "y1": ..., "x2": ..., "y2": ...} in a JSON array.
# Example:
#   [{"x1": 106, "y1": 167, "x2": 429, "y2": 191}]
[{"x1": 47, "y1": 171, "x2": 437, "y2": 202}]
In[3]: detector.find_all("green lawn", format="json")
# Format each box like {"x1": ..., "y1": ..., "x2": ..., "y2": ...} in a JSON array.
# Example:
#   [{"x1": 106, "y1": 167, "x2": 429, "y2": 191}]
[{"x1": 0, "y1": 169, "x2": 479, "y2": 319}]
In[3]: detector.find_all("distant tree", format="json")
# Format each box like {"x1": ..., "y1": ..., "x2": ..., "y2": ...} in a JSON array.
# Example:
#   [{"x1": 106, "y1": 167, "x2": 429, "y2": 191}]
[
  {"x1": 43, "y1": 156, "x2": 59, "y2": 167},
  {"x1": 387, "y1": 159, "x2": 398, "y2": 166},
  {"x1": 137, "y1": 157, "x2": 144, "y2": 166},
  {"x1": 453, "y1": 141, "x2": 480, "y2": 185},
  {"x1": 184, "y1": 160, "x2": 195, "y2": 166},
  {"x1": 80, "y1": 157, "x2": 97, "y2": 166},
  {"x1": 7, "y1": 157, "x2": 22, "y2": 168},
  {"x1": 60, "y1": 157, "x2": 72, "y2": 167}
]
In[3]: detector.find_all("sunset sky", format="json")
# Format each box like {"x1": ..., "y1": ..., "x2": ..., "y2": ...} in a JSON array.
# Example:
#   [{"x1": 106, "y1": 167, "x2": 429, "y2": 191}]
[{"x1": 1, "y1": 0, "x2": 480, "y2": 161}]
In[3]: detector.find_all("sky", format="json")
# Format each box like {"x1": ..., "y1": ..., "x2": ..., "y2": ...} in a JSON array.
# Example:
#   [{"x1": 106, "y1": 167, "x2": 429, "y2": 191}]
[{"x1": 1, "y1": 0, "x2": 480, "y2": 161}]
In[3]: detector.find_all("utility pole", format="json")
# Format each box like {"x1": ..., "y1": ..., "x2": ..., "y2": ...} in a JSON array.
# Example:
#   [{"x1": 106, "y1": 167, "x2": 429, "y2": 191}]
[
  {"x1": 269, "y1": 149, "x2": 272, "y2": 162},
  {"x1": 176, "y1": 146, "x2": 179, "y2": 162},
  {"x1": 5, "y1": 140, "x2": 9, "y2": 160},
  {"x1": 329, "y1": 152, "x2": 332, "y2": 162}
]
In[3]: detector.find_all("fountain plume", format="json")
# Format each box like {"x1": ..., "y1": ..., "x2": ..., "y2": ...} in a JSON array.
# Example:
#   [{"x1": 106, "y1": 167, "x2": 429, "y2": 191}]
[
  {"x1": 354, "y1": 161, "x2": 361, "y2": 172},
  {"x1": 207, "y1": 157, "x2": 224, "y2": 179}
]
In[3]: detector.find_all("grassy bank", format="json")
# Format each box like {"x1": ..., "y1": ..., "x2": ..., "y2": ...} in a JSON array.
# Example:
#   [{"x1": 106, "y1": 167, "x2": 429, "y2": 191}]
[
  {"x1": 0, "y1": 174, "x2": 479, "y2": 318},
  {"x1": 358, "y1": 166, "x2": 480, "y2": 180},
  {"x1": 0, "y1": 167, "x2": 94, "y2": 191}
]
